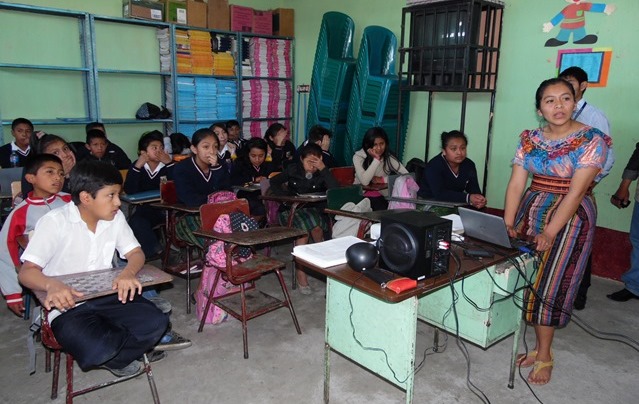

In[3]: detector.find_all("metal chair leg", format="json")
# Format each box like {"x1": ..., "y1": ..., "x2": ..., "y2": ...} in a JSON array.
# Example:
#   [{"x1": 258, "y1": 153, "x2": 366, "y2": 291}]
[{"x1": 51, "y1": 350, "x2": 61, "y2": 399}]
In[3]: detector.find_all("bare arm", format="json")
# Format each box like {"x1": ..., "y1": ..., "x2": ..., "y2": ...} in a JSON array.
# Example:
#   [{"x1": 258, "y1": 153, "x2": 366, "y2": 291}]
[
  {"x1": 504, "y1": 165, "x2": 529, "y2": 232},
  {"x1": 18, "y1": 261, "x2": 83, "y2": 311},
  {"x1": 112, "y1": 246, "x2": 145, "y2": 303}
]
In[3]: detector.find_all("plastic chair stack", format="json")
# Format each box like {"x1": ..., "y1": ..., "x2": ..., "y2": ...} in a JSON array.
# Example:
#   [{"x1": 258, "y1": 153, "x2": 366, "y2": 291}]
[
  {"x1": 306, "y1": 12, "x2": 357, "y2": 166},
  {"x1": 345, "y1": 26, "x2": 409, "y2": 161}
]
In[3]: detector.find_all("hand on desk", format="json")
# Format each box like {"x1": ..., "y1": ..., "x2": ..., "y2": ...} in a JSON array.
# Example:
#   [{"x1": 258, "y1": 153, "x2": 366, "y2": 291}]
[
  {"x1": 45, "y1": 279, "x2": 84, "y2": 311},
  {"x1": 469, "y1": 194, "x2": 487, "y2": 209},
  {"x1": 112, "y1": 268, "x2": 143, "y2": 303}
]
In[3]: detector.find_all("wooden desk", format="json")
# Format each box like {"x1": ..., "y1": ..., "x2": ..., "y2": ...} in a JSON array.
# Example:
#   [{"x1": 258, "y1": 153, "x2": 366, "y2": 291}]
[
  {"x1": 295, "y1": 241, "x2": 534, "y2": 404},
  {"x1": 193, "y1": 226, "x2": 307, "y2": 246},
  {"x1": 33, "y1": 265, "x2": 173, "y2": 306},
  {"x1": 260, "y1": 193, "x2": 328, "y2": 226}
]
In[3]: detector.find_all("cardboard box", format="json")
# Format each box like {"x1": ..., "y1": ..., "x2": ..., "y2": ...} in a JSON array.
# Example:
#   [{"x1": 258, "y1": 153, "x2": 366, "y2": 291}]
[
  {"x1": 165, "y1": 0, "x2": 187, "y2": 25},
  {"x1": 272, "y1": 8, "x2": 294, "y2": 37},
  {"x1": 123, "y1": 0, "x2": 164, "y2": 21},
  {"x1": 207, "y1": 0, "x2": 229, "y2": 31},
  {"x1": 186, "y1": 0, "x2": 207, "y2": 28},
  {"x1": 230, "y1": 5, "x2": 253, "y2": 32},
  {"x1": 253, "y1": 10, "x2": 272, "y2": 36}
]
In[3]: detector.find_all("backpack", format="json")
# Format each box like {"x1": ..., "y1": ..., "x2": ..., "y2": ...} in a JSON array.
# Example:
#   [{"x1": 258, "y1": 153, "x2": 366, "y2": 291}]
[
  {"x1": 388, "y1": 174, "x2": 419, "y2": 210},
  {"x1": 135, "y1": 102, "x2": 171, "y2": 120},
  {"x1": 207, "y1": 190, "x2": 237, "y2": 204}
]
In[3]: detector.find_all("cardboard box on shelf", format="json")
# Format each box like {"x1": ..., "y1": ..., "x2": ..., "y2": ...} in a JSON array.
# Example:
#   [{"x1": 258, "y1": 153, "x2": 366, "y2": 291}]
[
  {"x1": 272, "y1": 8, "x2": 294, "y2": 37},
  {"x1": 230, "y1": 5, "x2": 253, "y2": 32},
  {"x1": 165, "y1": 0, "x2": 187, "y2": 24},
  {"x1": 186, "y1": 0, "x2": 207, "y2": 28},
  {"x1": 207, "y1": 0, "x2": 229, "y2": 31},
  {"x1": 253, "y1": 10, "x2": 272, "y2": 36},
  {"x1": 123, "y1": 0, "x2": 164, "y2": 21}
]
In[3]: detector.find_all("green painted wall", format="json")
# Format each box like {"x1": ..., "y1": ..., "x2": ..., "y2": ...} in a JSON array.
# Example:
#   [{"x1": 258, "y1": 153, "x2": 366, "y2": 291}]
[{"x1": 2, "y1": 0, "x2": 637, "y2": 232}]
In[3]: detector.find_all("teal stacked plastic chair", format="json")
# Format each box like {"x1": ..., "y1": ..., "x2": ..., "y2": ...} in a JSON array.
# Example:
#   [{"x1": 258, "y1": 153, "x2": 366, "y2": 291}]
[
  {"x1": 345, "y1": 26, "x2": 409, "y2": 162},
  {"x1": 306, "y1": 12, "x2": 357, "y2": 166}
]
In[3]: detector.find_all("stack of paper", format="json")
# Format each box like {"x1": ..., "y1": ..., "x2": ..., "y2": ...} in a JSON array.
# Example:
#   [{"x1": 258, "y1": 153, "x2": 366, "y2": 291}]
[
  {"x1": 292, "y1": 236, "x2": 364, "y2": 268},
  {"x1": 216, "y1": 79, "x2": 237, "y2": 120},
  {"x1": 248, "y1": 38, "x2": 292, "y2": 78},
  {"x1": 177, "y1": 77, "x2": 196, "y2": 121},
  {"x1": 189, "y1": 30, "x2": 214, "y2": 75},
  {"x1": 213, "y1": 52, "x2": 235, "y2": 76},
  {"x1": 195, "y1": 77, "x2": 217, "y2": 120},
  {"x1": 156, "y1": 28, "x2": 172, "y2": 72},
  {"x1": 175, "y1": 29, "x2": 192, "y2": 74}
]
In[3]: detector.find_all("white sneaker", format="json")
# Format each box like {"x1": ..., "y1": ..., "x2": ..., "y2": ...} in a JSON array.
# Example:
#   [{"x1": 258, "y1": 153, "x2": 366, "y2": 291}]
[{"x1": 298, "y1": 284, "x2": 312, "y2": 295}]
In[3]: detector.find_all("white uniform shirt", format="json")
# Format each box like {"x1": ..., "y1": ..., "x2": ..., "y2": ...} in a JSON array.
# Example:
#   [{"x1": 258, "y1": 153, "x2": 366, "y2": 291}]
[{"x1": 21, "y1": 202, "x2": 140, "y2": 276}]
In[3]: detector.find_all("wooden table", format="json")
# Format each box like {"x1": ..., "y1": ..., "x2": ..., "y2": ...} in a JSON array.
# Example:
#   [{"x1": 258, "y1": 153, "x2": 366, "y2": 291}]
[
  {"x1": 295, "y1": 240, "x2": 534, "y2": 403},
  {"x1": 33, "y1": 265, "x2": 173, "y2": 306},
  {"x1": 193, "y1": 226, "x2": 307, "y2": 246}
]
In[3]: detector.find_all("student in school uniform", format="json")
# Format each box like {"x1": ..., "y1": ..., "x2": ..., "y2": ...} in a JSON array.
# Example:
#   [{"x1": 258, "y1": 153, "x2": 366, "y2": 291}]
[
  {"x1": 226, "y1": 119, "x2": 247, "y2": 154},
  {"x1": 82, "y1": 129, "x2": 129, "y2": 170},
  {"x1": 124, "y1": 130, "x2": 174, "y2": 259},
  {"x1": 264, "y1": 123, "x2": 296, "y2": 171},
  {"x1": 21, "y1": 133, "x2": 77, "y2": 197},
  {"x1": 0, "y1": 118, "x2": 33, "y2": 168},
  {"x1": 210, "y1": 122, "x2": 236, "y2": 169},
  {"x1": 269, "y1": 143, "x2": 339, "y2": 294},
  {"x1": 296, "y1": 125, "x2": 337, "y2": 169},
  {"x1": 19, "y1": 160, "x2": 168, "y2": 377},
  {"x1": 173, "y1": 128, "x2": 231, "y2": 248},
  {"x1": 78, "y1": 122, "x2": 131, "y2": 168},
  {"x1": 230, "y1": 137, "x2": 273, "y2": 216},
  {"x1": 0, "y1": 154, "x2": 71, "y2": 317}
]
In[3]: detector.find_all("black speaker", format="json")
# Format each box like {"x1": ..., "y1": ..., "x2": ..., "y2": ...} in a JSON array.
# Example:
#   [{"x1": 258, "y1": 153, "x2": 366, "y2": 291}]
[{"x1": 378, "y1": 211, "x2": 452, "y2": 281}]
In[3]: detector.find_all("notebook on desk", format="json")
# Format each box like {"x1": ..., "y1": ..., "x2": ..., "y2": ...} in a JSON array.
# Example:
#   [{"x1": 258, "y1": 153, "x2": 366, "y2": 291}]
[
  {"x1": 121, "y1": 189, "x2": 161, "y2": 202},
  {"x1": 457, "y1": 207, "x2": 535, "y2": 250}
]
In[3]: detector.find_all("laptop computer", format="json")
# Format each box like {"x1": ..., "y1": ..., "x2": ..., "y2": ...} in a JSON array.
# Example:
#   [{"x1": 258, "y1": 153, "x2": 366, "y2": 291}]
[
  {"x1": 0, "y1": 167, "x2": 23, "y2": 197},
  {"x1": 457, "y1": 207, "x2": 534, "y2": 250}
]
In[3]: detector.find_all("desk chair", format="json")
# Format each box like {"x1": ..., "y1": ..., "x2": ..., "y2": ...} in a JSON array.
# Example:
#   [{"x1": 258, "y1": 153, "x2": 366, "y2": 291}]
[
  {"x1": 329, "y1": 166, "x2": 355, "y2": 187},
  {"x1": 197, "y1": 199, "x2": 301, "y2": 359},
  {"x1": 40, "y1": 309, "x2": 160, "y2": 404}
]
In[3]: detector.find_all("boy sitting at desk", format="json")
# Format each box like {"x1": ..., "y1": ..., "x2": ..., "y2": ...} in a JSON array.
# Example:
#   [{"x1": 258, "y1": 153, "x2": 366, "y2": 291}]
[
  {"x1": 19, "y1": 160, "x2": 168, "y2": 377},
  {"x1": 0, "y1": 154, "x2": 71, "y2": 317},
  {"x1": 124, "y1": 130, "x2": 174, "y2": 259}
]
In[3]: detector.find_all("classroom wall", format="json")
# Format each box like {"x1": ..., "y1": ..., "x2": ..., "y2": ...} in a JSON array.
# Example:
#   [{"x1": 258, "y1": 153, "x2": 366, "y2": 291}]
[{"x1": 2, "y1": 0, "x2": 638, "y2": 233}]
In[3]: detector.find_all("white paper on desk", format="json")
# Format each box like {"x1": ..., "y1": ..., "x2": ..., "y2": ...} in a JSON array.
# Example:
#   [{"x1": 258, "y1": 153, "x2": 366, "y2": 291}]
[
  {"x1": 442, "y1": 214, "x2": 464, "y2": 234},
  {"x1": 292, "y1": 236, "x2": 363, "y2": 268}
]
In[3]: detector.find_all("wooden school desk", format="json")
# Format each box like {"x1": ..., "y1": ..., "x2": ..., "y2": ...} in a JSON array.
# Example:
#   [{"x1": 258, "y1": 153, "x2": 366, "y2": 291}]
[
  {"x1": 259, "y1": 193, "x2": 327, "y2": 228},
  {"x1": 295, "y1": 240, "x2": 534, "y2": 404}
]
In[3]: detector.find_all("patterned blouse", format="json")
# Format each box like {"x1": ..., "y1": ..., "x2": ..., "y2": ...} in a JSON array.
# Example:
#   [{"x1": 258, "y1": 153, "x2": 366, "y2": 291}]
[{"x1": 513, "y1": 126, "x2": 612, "y2": 182}]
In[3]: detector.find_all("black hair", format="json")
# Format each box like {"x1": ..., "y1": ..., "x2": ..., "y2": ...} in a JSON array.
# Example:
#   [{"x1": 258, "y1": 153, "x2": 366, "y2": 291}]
[
  {"x1": 24, "y1": 154, "x2": 63, "y2": 176},
  {"x1": 209, "y1": 122, "x2": 227, "y2": 134},
  {"x1": 170, "y1": 132, "x2": 191, "y2": 154},
  {"x1": 308, "y1": 125, "x2": 332, "y2": 143},
  {"x1": 264, "y1": 123, "x2": 286, "y2": 142},
  {"x1": 559, "y1": 66, "x2": 588, "y2": 84},
  {"x1": 191, "y1": 128, "x2": 219, "y2": 147},
  {"x1": 535, "y1": 78, "x2": 575, "y2": 110},
  {"x1": 138, "y1": 130, "x2": 164, "y2": 152},
  {"x1": 85, "y1": 122, "x2": 105, "y2": 134},
  {"x1": 360, "y1": 127, "x2": 401, "y2": 175},
  {"x1": 242, "y1": 137, "x2": 268, "y2": 164},
  {"x1": 69, "y1": 160, "x2": 122, "y2": 205},
  {"x1": 12, "y1": 117, "x2": 33, "y2": 131},
  {"x1": 30, "y1": 133, "x2": 69, "y2": 155},
  {"x1": 441, "y1": 130, "x2": 468, "y2": 149},
  {"x1": 299, "y1": 143, "x2": 323, "y2": 159},
  {"x1": 86, "y1": 129, "x2": 107, "y2": 144},
  {"x1": 226, "y1": 120, "x2": 240, "y2": 129}
]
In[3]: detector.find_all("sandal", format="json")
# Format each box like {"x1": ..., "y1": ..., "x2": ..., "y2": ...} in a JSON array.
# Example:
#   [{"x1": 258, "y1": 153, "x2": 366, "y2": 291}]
[
  {"x1": 515, "y1": 350, "x2": 537, "y2": 368},
  {"x1": 528, "y1": 358, "x2": 554, "y2": 385}
]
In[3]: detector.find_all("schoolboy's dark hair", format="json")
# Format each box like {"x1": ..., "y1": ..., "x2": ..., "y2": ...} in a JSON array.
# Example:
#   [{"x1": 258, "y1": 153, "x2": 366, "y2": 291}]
[
  {"x1": 245, "y1": 137, "x2": 268, "y2": 154},
  {"x1": 226, "y1": 119, "x2": 240, "y2": 129},
  {"x1": 138, "y1": 130, "x2": 164, "y2": 152},
  {"x1": 24, "y1": 154, "x2": 63, "y2": 176},
  {"x1": 85, "y1": 122, "x2": 105, "y2": 134},
  {"x1": 191, "y1": 128, "x2": 219, "y2": 147},
  {"x1": 441, "y1": 130, "x2": 468, "y2": 149},
  {"x1": 69, "y1": 160, "x2": 122, "y2": 205},
  {"x1": 308, "y1": 125, "x2": 332, "y2": 143},
  {"x1": 559, "y1": 66, "x2": 588, "y2": 84},
  {"x1": 264, "y1": 123, "x2": 286, "y2": 142},
  {"x1": 299, "y1": 143, "x2": 323, "y2": 159},
  {"x1": 170, "y1": 132, "x2": 191, "y2": 154},
  {"x1": 12, "y1": 117, "x2": 33, "y2": 131},
  {"x1": 535, "y1": 78, "x2": 575, "y2": 110},
  {"x1": 86, "y1": 129, "x2": 107, "y2": 144}
]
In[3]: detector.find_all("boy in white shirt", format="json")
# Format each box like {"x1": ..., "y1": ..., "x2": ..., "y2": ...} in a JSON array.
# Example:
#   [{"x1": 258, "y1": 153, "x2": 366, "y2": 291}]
[{"x1": 19, "y1": 160, "x2": 168, "y2": 376}]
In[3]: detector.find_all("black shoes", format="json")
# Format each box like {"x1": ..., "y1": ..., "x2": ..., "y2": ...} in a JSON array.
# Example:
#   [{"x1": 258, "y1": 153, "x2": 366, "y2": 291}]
[
  {"x1": 573, "y1": 295, "x2": 587, "y2": 311},
  {"x1": 607, "y1": 288, "x2": 639, "y2": 302},
  {"x1": 101, "y1": 361, "x2": 143, "y2": 377}
]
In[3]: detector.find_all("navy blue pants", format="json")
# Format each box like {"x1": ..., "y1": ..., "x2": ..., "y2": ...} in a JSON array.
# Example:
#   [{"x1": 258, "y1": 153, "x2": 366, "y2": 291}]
[
  {"x1": 51, "y1": 294, "x2": 168, "y2": 371},
  {"x1": 129, "y1": 205, "x2": 164, "y2": 257}
]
